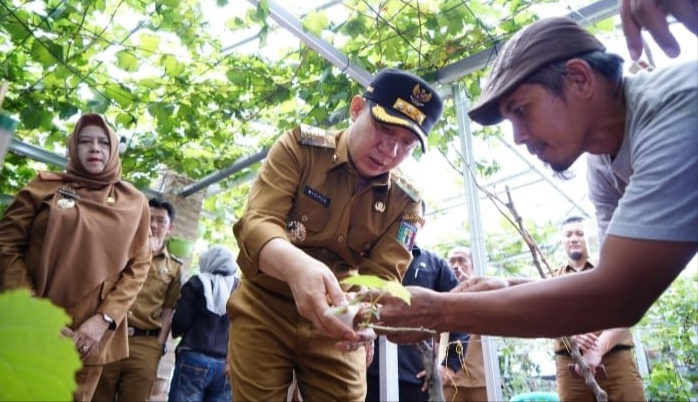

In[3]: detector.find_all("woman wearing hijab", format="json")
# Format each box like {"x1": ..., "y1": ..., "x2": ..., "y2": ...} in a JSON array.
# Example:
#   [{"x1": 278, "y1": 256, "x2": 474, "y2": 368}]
[
  {"x1": 169, "y1": 246, "x2": 238, "y2": 402},
  {"x1": 0, "y1": 113, "x2": 152, "y2": 401}
]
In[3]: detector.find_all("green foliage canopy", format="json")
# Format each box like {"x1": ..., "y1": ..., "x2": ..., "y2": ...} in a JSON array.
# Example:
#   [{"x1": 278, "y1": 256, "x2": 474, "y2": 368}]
[{"x1": 0, "y1": 0, "x2": 549, "y2": 229}]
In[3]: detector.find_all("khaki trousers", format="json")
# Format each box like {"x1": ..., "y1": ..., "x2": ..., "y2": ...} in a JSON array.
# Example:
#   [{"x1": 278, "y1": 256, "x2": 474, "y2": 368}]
[
  {"x1": 228, "y1": 283, "x2": 366, "y2": 401},
  {"x1": 92, "y1": 336, "x2": 162, "y2": 401},
  {"x1": 443, "y1": 385, "x2": 488, "y2": 402},
  {"x1": 74, "y1": 365, "x2": 103, "y2": 402},
  {"x1": 556, "y1": 350, "x2": 646, "y2": 401}
]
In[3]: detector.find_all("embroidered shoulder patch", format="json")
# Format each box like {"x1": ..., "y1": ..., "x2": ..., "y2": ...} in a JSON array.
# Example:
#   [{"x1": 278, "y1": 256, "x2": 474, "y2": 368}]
[
  {"x1": 299, "y1": 124, "x2": 336, "y2": 149},
  {"x1": 402, "y1": 212, "x2": 424, "y2": 226},
  {"x1": 397, "y1": 221, "x2": 418, "y2": 250},
  {"x1": 38, "y1": 171, "x2": 63, "y2": 181},
  {"x1": 391, "y1": 169, "x2": 421, "y2": 202}
]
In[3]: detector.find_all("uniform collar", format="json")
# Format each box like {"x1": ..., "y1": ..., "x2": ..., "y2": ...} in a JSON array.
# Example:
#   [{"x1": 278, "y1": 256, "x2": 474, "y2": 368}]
[
  {"x1": 562, "y1": 259, "x2": 595, "y2": 273},
  {"x1": 153, "y1": 245, "x2": 172, "y2": 259}
]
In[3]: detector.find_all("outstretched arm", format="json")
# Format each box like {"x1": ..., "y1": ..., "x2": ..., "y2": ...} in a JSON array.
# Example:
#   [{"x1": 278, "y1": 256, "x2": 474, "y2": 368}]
[{"x1": 375, "y1": 236, "x2": 696, "y2": 339}]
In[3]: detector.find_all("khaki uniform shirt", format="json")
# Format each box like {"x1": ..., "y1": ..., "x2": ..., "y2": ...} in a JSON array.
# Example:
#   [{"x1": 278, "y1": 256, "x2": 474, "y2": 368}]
[
  {"x1": 127, "y1": 247, "x2": 182, "y2": 329},
  {"x1": 552, "y1": 261, "x2": 634, "y2": 353},
  {"x1": 233, "y1": 125, "x2": 422, "y2": 299},
  {"x1": 451, "y1": 333, "x2": 486, "y2": 387},
  {"x1": 0, "y1": 176, "x2": 151, "y2": 365}
]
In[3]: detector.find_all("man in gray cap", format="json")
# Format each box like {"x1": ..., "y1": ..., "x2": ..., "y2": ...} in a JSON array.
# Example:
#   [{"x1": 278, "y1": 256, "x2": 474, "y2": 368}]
[
  {"x1": 368, "y1": 17, "x2": 697, "y2": 345},
  {"x1": 228, "y1": 68, "x2": 443, "y2": 401}
]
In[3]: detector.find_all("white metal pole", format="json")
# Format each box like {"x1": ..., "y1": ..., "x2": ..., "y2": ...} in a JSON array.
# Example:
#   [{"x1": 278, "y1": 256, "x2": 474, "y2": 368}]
[
  {"x1": 378, "y1": 336, "x2": 400, "y2": 401},
  {"x1": 453, "y1": 83, "x2": 503, "y2": 402}
]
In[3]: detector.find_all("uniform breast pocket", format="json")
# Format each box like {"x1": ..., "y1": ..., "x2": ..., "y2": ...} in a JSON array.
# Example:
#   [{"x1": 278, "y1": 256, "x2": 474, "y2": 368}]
[
  {"x1": 144, "y1": 265, "x2": 174, "y2": 296},
  {"x1": 293, "y1": 203, "x2": 331, "y2": 233},
  {"x1": 347, "y1": 226, "x2": 379, "y2": 256}
]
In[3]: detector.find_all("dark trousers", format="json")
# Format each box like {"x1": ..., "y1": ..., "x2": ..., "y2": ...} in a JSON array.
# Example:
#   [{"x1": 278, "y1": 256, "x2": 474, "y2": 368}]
[
  {"x1": 366, "y1": 373, "x2": 429, "y2": 402},
  {"x1": 169, "y1": 350, "x2": 232, "y2": 402}
]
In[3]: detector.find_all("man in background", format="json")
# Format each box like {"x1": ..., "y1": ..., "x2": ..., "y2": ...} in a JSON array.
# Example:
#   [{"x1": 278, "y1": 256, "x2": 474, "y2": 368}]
[
  {"x1": 442, "y1": 246, "x2": 487, "y2": 402},
  {"x1": 93, "y1": 198, "x2": 183, "y2": 401},
  {"x1": 366, "y1": 204, "x2": 469, "y2": 402},
  {"x1": 552, "y1": 217, "x2": 645, "y2": 401}
]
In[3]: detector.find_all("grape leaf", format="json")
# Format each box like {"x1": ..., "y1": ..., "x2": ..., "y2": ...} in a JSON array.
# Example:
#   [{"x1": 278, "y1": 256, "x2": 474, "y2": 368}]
[{"x1": 0, "y1": 290, "x2": 81, "y2": 401}]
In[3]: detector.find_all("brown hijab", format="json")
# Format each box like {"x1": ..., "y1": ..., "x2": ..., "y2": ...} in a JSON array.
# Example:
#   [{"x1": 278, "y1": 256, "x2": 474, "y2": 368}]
[{"x1": 34, "y1": 113, "x2": 149, "y2": 309}]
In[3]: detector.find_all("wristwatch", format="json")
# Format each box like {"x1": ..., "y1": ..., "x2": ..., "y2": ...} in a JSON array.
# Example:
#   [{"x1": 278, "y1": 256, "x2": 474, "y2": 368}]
[{"x1": 101, "y1": 313, "x2": 116, "y2": 330}]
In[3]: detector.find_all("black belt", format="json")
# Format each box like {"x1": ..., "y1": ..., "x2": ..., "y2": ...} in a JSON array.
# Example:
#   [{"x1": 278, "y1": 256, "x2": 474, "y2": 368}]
[
  {"x1": 555, "y1": 344, "x2": 632, "y2": 357},
  {"x1": 127, "y1": 326, "x2": 161, "y2": 337}
]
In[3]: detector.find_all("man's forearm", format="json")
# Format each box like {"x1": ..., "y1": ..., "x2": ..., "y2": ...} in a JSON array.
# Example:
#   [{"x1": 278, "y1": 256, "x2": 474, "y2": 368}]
[
  {"x1": 433, "y1": 238, "x2": 693, "y2": 337},
  {"x1": 435, "y1": 270, "x2": 637, "y2": 337},
  {"x1": 158, "y1": 308, "x2": 174, "y2": 344},
  {"x1": 507, "y1": 277, "x2": 537, "y2": 286},
  {"x1": 259, "y1": 238, "x2": 317, "y2": 282}
]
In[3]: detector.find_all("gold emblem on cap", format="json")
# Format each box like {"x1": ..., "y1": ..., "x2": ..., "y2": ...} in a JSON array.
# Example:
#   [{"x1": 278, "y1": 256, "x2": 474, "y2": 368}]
[
  {"x1": 374, "y1": 201, "x2": 385, "y2": 213},
  {"x1": 393, "y1": 98, "x2": 426, "y2": 125},
  {"x1": 371, "y1": 104, "x2": 426, "y2": 140},
  {"x1": 411, "y1": 84, "x2": 432, "y2": 106}
]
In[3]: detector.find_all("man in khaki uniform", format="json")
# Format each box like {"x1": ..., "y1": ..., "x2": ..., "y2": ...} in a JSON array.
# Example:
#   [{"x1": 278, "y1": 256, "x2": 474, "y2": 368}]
[
  {"x1": 442, "y1": 247, "x2": 487, "y2": 402},
  {"x1": 553, "y1": 217, "x2": 645, "y2": 401},
  {"x1": 228, "y1": 69, "x2": 444, "y2": 401},
  {"x1": 93, "y1": 198, "x2": 182, "y2": 401}
]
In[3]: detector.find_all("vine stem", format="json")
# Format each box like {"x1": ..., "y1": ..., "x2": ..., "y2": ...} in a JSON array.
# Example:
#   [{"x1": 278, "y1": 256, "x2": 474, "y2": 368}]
[
  {"x1": 441, "y1": 148, "x2": 608, "y2": 402},
  {"x1": 366, "y1": 323, "x2": 437, "y2": 336}
]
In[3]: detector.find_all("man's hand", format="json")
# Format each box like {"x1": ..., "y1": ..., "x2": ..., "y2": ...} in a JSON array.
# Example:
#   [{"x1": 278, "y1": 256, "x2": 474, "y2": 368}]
[
  {"x1": 72, "y1": 314, "x2": 109, "y2": 360},
  {"x1": 620, "y1": 0, "x2": 698, "y2": 60},
  {"x1": 364, "y1": 339, "x2": 375, "y2": 366},
  {"x1": 60, "y1": 326, "x2": 74, "y2": 338},
  {"x1": 452, "y1": 277, "x2": 509, "y2": 293},
  {"x1": 570, "y1": 332, "x2": 599, "y2": 352},
  {"x1": 415, "y1": 370, "x2": 429, "y2": 391},
  {"x1": 575, "y1": 348, "x2": 604, "y2": 377},
  {"x1": 362, "y1": 286, "x2": 441, "y2": 344},
  {"x1": 439, "y1": 365, "x2": 457, "y2": 386},
  {"x1": 287, "y1": 259, "x2": 357, "y2": 341}
]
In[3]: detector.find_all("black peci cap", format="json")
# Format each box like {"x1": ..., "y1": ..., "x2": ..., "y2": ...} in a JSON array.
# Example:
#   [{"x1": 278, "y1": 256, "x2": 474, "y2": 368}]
[{"x1": 363, "y1": 68, "x2": 444, "y2": 152}]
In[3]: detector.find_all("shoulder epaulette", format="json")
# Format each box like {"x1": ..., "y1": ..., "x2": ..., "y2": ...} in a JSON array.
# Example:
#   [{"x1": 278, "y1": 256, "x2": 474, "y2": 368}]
[
  {"x1": 391, "y1": 169, "x2": 421, "y2": 202},
  {"x1": 298, "y1": 124, "x2": 336, "y2": 149},
  {"x1": 38, "y1": 171, "x2": 63, "y2": 181}
]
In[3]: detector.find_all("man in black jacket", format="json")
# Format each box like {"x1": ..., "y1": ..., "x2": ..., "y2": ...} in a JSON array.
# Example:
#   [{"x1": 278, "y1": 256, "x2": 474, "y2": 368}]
[{"x1": 366, "y1": 202, "x2": 470, "y2": 402}]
